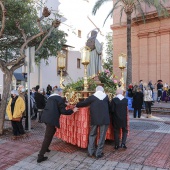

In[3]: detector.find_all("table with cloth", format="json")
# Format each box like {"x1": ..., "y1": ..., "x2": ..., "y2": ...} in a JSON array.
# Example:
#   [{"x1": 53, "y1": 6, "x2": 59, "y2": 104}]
[{"x1": 55, "y1": 106, "x2": 129, "y2": 148}]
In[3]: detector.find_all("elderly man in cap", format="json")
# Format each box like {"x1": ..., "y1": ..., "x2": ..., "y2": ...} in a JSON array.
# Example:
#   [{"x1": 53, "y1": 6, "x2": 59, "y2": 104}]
[
  {"x1": 6, "y1": 90, "x2": 26, "y2": 140},
  {"x1": 110, "y1": 88, "x2": 128, "y2": 150},
  {"x1": 37, "y1": 87, "x2": 78, "y2": 163},
  {"x1": 76, "y1": 86, "x2": 110, "y2": 159}
]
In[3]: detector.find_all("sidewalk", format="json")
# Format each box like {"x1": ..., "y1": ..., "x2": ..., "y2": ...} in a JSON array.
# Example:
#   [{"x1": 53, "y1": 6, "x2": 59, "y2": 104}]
[{"x1": 0, "y1": 113, "x2": 170, "y2": 170}]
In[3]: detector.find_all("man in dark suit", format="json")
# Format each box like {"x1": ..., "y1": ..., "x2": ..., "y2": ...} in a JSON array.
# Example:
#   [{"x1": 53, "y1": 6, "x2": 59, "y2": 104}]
[
  {"x1": 110, "y1": 88, "x2": 128, "y2": 150},
  {"x1": 37, "y1": 87, "x2": 78, "y2": 163},
  {"x1": 76, "y1": 86, "x2": 110, "y2": 159},
  {"x1": 34, "y1": 88, "x2": 46, "y2": 123}
]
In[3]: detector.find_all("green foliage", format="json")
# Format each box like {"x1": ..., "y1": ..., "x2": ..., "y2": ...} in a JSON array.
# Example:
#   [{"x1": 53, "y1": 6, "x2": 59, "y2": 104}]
[
  {"x1": 0, "y1": 0, "x2": 67, "y2": 63},
  {"x1": 92, "y1": 0, "x2": 169, "y2": 25},
  {"x1": 98, "y1": 70, "x2": 117, "y2": 94},
  {"x1": 63, "y1": 78, "x2": 97, "y2": 94},
  {"x1": 0, "y1": 0, "x2": 38, "y2": 61},
  {"x1": 103, "y1": 32, "x2": 113, "y2": 73},
  {"x1": 35, "y1": 29, "x2": 67, "y2": 63}
]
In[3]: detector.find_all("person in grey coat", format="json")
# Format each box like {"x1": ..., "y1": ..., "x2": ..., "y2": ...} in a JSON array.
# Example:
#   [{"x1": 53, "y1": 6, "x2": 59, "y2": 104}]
[
  {"x1": 76, "y1": 86, "x2": 110, "y2": 159},
  {"x1": 37, "y1": 87, "x2": 78, "y2": 163}
]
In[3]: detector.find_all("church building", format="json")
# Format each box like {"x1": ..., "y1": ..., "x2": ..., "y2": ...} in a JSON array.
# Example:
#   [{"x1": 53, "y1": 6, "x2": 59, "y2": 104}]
[{"x1": 112, "y1": 2, "x2": 170, "y2": 85}]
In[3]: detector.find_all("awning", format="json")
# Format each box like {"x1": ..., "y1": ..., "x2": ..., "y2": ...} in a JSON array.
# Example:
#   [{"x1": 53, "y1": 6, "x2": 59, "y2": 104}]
[{"x1": 13, "y1": 73, "x2": 25, "y2": 81}]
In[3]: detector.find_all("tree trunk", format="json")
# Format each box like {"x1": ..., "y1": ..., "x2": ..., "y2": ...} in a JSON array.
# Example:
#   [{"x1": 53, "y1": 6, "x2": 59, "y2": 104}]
[
  {"x1": 0, "y1": 71, "x2": 12, "y2": 135},
  {"x1": 126, "y1": 12, "x2": 132, "y2": 89}
]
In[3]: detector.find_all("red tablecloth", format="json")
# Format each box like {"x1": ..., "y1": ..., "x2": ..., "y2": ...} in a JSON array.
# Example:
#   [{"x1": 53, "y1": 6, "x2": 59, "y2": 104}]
[{"x1": 55, "y1": 107, "x2": 129, "y2": 148}]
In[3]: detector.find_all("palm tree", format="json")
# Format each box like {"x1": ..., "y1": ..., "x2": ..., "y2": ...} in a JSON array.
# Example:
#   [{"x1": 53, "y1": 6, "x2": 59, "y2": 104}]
[{"x1": 92, "y1": 0, "x2": 168, "y2": 88}]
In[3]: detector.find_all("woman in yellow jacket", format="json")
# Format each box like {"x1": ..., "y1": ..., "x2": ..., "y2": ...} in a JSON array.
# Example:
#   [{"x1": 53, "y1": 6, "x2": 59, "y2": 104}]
[{"x1": 6, "y1": 90, "x2": 26, "y2": 139}]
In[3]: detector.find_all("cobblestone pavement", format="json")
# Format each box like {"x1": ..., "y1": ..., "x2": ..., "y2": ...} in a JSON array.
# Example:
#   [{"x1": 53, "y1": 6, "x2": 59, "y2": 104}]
[{"x1": 0, "y1": 112, "x2": 170, "y2": 170}]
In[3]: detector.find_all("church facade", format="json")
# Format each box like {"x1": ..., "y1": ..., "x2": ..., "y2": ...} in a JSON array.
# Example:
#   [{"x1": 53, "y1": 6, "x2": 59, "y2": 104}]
[{"x1": 111, "y1": 3, "x2": 170, "y2": 85}]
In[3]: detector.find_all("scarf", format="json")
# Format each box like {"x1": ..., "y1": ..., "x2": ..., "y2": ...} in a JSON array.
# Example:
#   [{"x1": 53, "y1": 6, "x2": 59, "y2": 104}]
[
  {"x1": 116, "y1": 94, "x2": 124, "y2": 100},
  {"x1": 93, "y1": 91, "x2": 106, "y2": 100}
]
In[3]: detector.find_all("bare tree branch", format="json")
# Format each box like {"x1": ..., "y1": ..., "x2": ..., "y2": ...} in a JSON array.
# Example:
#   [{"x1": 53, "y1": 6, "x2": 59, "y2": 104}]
[
  {"x1": 35, "y1": 26, "x2": 55, "y2": 52},
  {"x1": 0, "y1": 0, "x2": 6, "y2": 38},
  {"x1": 37, "y1": 7, "x2": 51, "y2": 32},
  {"x1": 12, "y1": 31, "x2": 45, "y2": 68},
  {"x1": 0, "y1": 59, "x2": 8, "y2": 73},
  {"x1": 12, "y1": 7, "x2": 53, "y2": 68},
  {"x1": 37, "y1": 16, "x2": 44, "y2": 32},
  {"x1": 15, "y1": 21, "x2": 27, "y2": 45},
  {"x1": 36, "y1": 19, "x2": 61, "y2": 53},
  {"x1": 11, "y1": 59, "x2": 24, "y2": 72},
  {"x1": 4, "y1": 58, "x2": 18, "y2": 67}
]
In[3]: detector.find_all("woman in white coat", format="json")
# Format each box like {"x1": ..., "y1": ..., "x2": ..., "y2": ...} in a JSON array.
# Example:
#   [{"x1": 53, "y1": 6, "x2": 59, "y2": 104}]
[{"x1": 144, "y1": 86, "x2": 153, "y2": 118}]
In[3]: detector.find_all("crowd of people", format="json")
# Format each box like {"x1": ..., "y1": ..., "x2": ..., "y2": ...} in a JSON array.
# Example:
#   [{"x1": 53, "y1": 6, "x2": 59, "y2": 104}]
[
  {"x1": 126, "y1": 80, "x2": 167, "y2": 118},
  {"x1": 6, "y1": 85, "x2": 129, "y2": 162},
  {"x1": 37, "y1": 86, "x2": 129, "y2": 163},
  {"x1": 8, "y1": 80, "x2": 168, "y2": 163},
  {"x1": 6, "y1": 84, "x2": 55, "y2": 139}
]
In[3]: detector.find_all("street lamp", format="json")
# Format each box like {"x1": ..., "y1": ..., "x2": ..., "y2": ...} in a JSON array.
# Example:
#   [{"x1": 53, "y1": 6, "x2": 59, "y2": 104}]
[
  {"x1": 118, "y1": 53, "x2": 126, "y2": 91},
  {"x1": 57, "y1": 50, "x2": 66, "y2": 89},
  {"x1": 81, "y1": 46, "x2": 90, "y2": 91}
]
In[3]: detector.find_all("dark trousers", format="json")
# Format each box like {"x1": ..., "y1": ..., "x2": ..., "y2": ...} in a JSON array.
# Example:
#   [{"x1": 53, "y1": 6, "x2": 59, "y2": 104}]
[
  {"x1": 134, "y1": 109, "x2": 141, "y2": 118},
  {"x1": 157, "y1": 90, "x2": 162, "y2": 102},
  {"x1": 38, "y1": 109, "x2": 43, "y2": 122},
  {"x1": 39, "y1": 124, "x2": 56, "y2": 156},
  {"x1": 25, "y1": 116, "x2": 28, "y2": 130},
  {"x1": 145, "y1": 101, "x2": 152, "y2": 114},
  {"x1": 114, "y1": 127, "x2": 128, "y2": 146},
  {"x1": 11, "y1": 120, "x2": 25, "y2": 136}
]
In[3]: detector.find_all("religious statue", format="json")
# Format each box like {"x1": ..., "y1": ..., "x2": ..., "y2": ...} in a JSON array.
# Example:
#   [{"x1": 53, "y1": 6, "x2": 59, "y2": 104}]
[{"x1": 86, "y1": 29, "x2": 103, "y2": 78}]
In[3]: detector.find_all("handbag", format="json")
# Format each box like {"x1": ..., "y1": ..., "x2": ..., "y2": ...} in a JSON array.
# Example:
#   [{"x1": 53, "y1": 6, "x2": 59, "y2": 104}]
[{"x1": 12, "y1": 117, "x2": 21, "y2": 122}]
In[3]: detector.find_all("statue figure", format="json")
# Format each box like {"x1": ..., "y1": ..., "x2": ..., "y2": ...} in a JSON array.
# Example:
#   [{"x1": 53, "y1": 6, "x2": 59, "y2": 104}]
[{"x1": 86, "y1": 29, "x2": 103, "y2": 78}]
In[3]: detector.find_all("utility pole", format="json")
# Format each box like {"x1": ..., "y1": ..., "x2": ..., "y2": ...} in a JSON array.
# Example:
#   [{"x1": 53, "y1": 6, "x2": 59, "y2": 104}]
[
  {"x1": 26, "y1": 48, "x2": 31, "y2": 131},
  {"x1": 38, "y1": 0, "x2": 43, "y2": 86}
]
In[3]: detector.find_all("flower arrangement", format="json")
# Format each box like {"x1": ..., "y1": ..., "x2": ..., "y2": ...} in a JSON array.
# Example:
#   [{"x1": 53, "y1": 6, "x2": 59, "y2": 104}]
[
  {"x1": 63, "y1": 78, "x2": 97, "y2": 94},
  {"x1": 98, "y1": 69, "x2": 118, "y2": 94},
  {"x1": 63, "y1": 69, "x2": 118, "y2": 97}
]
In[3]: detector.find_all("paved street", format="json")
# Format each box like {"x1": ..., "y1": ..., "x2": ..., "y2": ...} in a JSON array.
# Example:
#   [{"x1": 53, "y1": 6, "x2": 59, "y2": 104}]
[{"x1": 0, "y1": 112, "x2": 170, "y2": 170}]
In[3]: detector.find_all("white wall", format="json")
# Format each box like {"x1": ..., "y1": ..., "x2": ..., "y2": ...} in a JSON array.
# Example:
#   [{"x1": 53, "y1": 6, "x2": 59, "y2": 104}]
[
  {"x1": 29, "y1": 64, "x2": 40, "y2": 89},
  {"x1": 40, "y1": 56, "x2": 59, "y2": 89},
  {"x1": 66, "y1": 51, "x2": 84, "y2": 82}
]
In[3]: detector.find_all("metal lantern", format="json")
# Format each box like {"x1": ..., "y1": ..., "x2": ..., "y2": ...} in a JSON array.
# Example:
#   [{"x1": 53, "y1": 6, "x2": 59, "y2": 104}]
[
  {"x1": 58, "y1": 51, "x2": 66, "y2": 69},
  {"x1": 57, "y1": 51, "x2": 66, "y2": 89},
  {"x1": 118, "y1": 53, "x2": 126, "y2": 69},
  {"x1": 81, "y1": 46, "x2": 90, "y2": 65},
  {"x1": 80, "y1": 46, "x2": 91, "y2": 91},
  {"x1": 118, "y1": 53, "x2": 126, "y2": 90}
]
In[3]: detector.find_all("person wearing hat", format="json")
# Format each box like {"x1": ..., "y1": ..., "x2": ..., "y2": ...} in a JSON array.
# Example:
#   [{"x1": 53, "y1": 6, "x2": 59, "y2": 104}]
[
  {"x1": 157, "y1": 80, "x2": 163, "y2": 103},
  {"x1": 76, "y1": 86, "x2": 110, "y2": 159},
  {"x1": 37, "y1": 87, "x2": 78, "y2": 163},
  {"x1": 110, "y1": 88, "x2": 128, "y2": 150},
  {"x1": 6, "y1": 90, "x2": 26, "y2": 140}
]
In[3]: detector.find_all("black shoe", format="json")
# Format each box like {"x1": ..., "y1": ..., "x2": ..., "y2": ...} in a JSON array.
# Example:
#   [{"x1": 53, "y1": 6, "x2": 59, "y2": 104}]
[
  {"x1": 46, "y1": 148, "x2": 51, "y2": 152},
  {"x1": 96, "y1": 152, "x2": 104, "y2": 159},
  {"x1": 37, "y1": 155, "x2": 48, "y2": 163},
  {"x1": 87, "y1": 153, "x2": 95, "y2": 158},
  {"x1": 114, "y1": 145, "x2": 119, "y2": 150},
  {"x1": 31, "y1": 117, "x2": 36, "y2": 120},
  {"x1": 120, "y1": 144, "x2": 127, "y2": 149}
]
